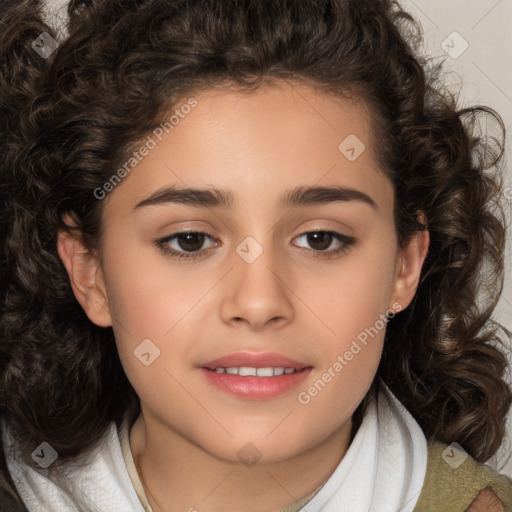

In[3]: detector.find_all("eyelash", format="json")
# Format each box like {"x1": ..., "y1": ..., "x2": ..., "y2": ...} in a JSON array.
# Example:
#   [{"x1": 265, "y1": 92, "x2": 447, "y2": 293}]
[{"x1": 155, "y1": 230, "x2": 356, "y2": 261}]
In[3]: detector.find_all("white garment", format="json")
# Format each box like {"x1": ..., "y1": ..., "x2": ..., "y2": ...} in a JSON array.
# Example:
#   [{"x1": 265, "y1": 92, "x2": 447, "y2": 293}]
[
  {"x1": 2, "y1": 418, "x2": 145, "y2": 512},
  {"x1": 39, "y1": 0, "x2": 70, "y2": 42},
  {"x1": 2, "y1": 378, "x2": 428, "y2": 512},
  {"x1": 304, "y1": 379, "x2": 427, "y2": 512}
]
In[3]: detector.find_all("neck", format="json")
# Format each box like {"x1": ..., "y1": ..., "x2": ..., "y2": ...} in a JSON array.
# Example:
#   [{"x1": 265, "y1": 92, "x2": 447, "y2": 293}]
[{"x1": 130, "y1": 410, "x2": 354, "y2": 512}]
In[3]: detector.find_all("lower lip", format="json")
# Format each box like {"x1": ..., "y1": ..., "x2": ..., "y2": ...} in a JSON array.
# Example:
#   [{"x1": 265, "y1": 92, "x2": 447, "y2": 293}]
[{"x1": 199, "y1": 367, "x2": 313, "y2": 400}]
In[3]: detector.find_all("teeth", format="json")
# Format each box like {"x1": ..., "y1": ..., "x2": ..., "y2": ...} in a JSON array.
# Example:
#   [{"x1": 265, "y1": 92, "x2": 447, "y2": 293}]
[
  {"x1": 256, "y1": 367, "x2": 274, "y2": 377},
  {"x1": 213, "y1": 366, "x2": 298, "y2": 377},
  {"x1": 239, "y1": 366, "x2": 257, "y2": 377}
]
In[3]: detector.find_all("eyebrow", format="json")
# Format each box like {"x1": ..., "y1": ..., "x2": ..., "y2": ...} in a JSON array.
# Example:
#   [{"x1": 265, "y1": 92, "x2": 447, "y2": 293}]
[{"x1": 134, "y1": 185, "x2": 379, "y2": 211}]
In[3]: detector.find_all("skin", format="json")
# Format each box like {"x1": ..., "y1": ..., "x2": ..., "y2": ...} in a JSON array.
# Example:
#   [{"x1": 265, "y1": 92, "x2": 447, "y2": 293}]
[
  {"x1": 467, "y1": 489, "x2": 504, "y2": 512},
  {"x1": 58, "y1": 80, "x2": 430, "y2": 512}
]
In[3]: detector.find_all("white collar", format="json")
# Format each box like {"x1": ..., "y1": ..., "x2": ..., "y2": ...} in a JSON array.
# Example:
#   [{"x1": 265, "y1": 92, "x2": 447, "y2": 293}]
[
  {"x1": 303, "y1": 378, "x2": 427, "y2": 511},
  {"x1": 2, "y1": 378, "x2": 427, "y2": 512},
  {"x1": 2, "y1": 419, "x2": 145, "y2": 512}
]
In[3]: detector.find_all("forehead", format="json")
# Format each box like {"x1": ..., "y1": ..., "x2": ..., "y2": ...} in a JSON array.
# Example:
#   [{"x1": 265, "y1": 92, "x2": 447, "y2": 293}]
[{"x1": 103, "y1": 80, "x2": 393, "y2": 218}]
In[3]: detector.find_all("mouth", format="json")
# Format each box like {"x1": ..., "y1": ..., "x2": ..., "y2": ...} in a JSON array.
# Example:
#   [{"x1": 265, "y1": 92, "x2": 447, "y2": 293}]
[
  {"x1": 199, "y1": 352, "x2": 313, "y2": 400},
  {"x1": 201, "y1": 351, "x2": 309, "y2": 371},
  {"x1": 204, "y1": 366, "x2": 305, "y2": 377}
]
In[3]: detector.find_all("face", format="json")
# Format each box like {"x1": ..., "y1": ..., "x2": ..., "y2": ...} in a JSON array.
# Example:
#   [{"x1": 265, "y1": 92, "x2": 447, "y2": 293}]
[{"x1": 59, "y1": 80, "x2": 428, "y2": 464}]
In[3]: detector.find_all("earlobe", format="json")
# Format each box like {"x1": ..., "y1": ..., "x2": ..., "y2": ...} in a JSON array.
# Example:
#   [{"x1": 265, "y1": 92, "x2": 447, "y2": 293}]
[
  {"x1": 57, "y1": 215, "x2": 112, "y2": 327},
  {"x1": 390, "y1": 224, "x2": 430, "y2": 312}
]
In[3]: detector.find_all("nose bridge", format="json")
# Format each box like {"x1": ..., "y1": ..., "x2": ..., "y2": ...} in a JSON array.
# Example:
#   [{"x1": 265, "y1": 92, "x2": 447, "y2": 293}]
[
  {"x1": 219, "y1": 233, "x2": 294, "y2": 329},
  {"x1": 235, "y1": 234, "x2": 280, "y2": 289}
]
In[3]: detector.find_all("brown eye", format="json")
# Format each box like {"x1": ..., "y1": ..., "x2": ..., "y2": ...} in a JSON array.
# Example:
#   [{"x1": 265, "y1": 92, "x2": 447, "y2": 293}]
[
  {"x1": 156, "y1": 231, "x2": 219, "y2": 259},
  {"x1": 174, "y1": 232, "x2": 207, "y2": 252},
  {"x1": 304, "y1": 232, "x2": 332, "y2": 251},
  {"x1": 293, "y1": 230, "x2": 355, "y2": 258}
]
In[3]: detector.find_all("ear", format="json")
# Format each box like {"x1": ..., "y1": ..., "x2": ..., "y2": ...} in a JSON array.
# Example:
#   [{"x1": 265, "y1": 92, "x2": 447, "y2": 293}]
[
  {"x1": 57, "y1": 214, "x2": 112, "y2": 327},
  {"x1": 389, "y1": 213, "x2": 430, "y2": 312}
]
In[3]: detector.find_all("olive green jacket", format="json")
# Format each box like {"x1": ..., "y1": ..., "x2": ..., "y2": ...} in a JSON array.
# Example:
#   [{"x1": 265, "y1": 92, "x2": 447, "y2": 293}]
[{"x1": 277, "y1": 441, "x2": 512, "y2": 512}]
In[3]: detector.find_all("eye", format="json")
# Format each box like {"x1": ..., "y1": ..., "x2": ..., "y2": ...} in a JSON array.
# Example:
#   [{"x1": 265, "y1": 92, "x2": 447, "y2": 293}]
[
  {"x1": 155, "y1": 231, "x2": 219, "y2": 260},
  {"x1": 155, "y1": 229, "x2": 355, "y2": 261},
  {"x1": 292, "y1": 230, "x2": 355, "y2": 259}
]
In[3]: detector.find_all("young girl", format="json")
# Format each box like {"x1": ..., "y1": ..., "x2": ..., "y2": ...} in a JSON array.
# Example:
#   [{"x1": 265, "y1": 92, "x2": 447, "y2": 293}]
[{"x1": 1, "y1": 0, "x2": 511, "y2": 511}]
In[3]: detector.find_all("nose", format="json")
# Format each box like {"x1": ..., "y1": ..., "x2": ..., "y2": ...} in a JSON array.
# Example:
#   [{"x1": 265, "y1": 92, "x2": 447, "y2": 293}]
[{"x1": 219, "y1": 240, "x2": 295, "y2": 331}]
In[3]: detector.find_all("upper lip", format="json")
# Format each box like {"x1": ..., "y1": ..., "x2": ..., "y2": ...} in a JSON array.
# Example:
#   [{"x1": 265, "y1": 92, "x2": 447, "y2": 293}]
[{"x1": 201, "y1": 352, "x2": 309, "y2": 370}]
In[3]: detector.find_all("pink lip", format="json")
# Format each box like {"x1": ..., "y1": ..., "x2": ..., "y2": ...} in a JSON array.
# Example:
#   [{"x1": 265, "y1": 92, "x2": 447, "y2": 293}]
[
  {"x1": 199, "y1": 351, "x2": 313, "y2": 400},
  {"x1": 201, "y1": 351, "x2": 308, "y2": 370}
]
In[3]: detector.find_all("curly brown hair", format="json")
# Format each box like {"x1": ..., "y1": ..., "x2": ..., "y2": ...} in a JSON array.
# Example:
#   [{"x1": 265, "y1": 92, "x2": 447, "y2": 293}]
[{"x1": 1, "y1": 0, "x2": 510, "y2": 508}]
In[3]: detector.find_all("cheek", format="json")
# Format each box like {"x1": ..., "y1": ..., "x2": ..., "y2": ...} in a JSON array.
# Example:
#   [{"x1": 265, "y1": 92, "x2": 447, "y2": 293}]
[
  {"x1": 101, "y1": 258, "x2": 194, "y2": 412},
  {"x1": 102, "y1": 240, "x2": 205, "y2": 339},
  {"x1": 298, "y1": 238, "x2": 397, "y2": 394},
  {"x1": 295, "y1": 273, "x2": 392, "y2": 433},
  {"x1": 304, "y1": 238, "x2": 398, "y2": 337},
  {"x1": 99, "y1": 235, "x2": 238, "y2": 395}
]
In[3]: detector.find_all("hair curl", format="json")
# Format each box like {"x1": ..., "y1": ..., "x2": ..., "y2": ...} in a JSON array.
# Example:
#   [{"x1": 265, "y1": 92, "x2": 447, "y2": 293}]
[{"x1": 1, "y1": 0, "x2": 511, "y2": 507}]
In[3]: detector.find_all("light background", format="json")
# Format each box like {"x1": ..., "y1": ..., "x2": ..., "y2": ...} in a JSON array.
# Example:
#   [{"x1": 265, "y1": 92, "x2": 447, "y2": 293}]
[{"x1": 41, "y1": 0, "x2": 512, "y2": 478}]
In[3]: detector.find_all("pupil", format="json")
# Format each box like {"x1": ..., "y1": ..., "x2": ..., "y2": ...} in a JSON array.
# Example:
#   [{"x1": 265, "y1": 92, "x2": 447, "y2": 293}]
[
  {"x1": 179, "y1": 233, "x2": 205, "y2": 252},
  {"x1": 308, "y1": 232, "x2": 331, "y2": 251}
]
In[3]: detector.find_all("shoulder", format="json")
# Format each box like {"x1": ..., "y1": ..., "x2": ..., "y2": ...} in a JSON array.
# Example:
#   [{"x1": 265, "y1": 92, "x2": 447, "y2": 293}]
[
  {"x1": 2, "y1": 420, "x2": 144, "y2": 512},
  {"x1": 412, "y1": 441, "x2": 512, "y2": 512}
]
